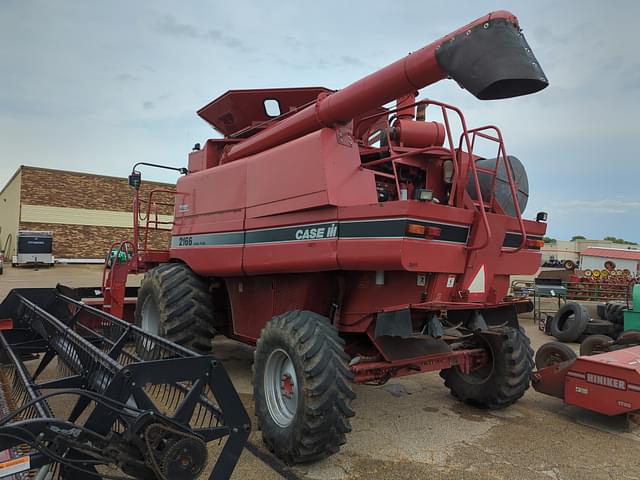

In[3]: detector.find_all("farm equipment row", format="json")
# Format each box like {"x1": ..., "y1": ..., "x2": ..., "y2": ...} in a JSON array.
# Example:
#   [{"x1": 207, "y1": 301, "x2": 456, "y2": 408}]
[
  {"x1": 544, "y1": 285, "x2": 640, "y2": 344},
  {"x1": 566, "y1": 271, "x2": 638, "y2": 302}
]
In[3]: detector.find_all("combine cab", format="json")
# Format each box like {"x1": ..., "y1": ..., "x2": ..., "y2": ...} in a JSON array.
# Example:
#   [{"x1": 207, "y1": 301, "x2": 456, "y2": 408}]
[{"x1": 21, "y1": 10, "x2": 550, "y2": 467}]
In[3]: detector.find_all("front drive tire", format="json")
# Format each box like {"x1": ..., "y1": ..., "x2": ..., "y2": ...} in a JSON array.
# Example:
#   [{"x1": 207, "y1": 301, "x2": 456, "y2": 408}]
[
  {"x1": 440, "y1": 327, "x2": 533, "y2": 409},
  {"x1": 253, "y1": 310, "x2": 355, "y2": 464},
  {"x1": 134, "y1": 263, "x2": 216, "y2": 354}
]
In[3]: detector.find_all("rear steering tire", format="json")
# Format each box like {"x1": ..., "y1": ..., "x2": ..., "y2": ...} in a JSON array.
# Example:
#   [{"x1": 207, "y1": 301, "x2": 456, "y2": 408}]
[
  {"x1": 253, "y1": 310, "x2": 355, "y2": 464},
  {"x1": 135, "y1": 263, "x2": 216, "y2": 354},
  {"x1": 440, "y1": 327, "x2": 533, "y2": 409},
  {"x1": 579, "y1": 334, "x2": 613, "y2": 356},
  {"x1": 535, "y1": 341, "x2": 577, "y2": 368}
]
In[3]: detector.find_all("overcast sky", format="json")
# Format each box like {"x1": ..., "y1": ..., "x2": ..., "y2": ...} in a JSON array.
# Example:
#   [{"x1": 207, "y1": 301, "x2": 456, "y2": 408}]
[{"x1": 1, "y1": 1, "x2": 639, "y2": 241}]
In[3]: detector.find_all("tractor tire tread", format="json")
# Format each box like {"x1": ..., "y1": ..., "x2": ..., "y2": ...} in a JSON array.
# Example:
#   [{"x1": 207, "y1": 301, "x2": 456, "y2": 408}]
[
  {"x1": 440, "y1": 327, "x2": 533, "y2": 410},
  {"x1": 579, "y1": 334, "x2": 613, "y2": 356},
  {"x1": 535, "y1": 341, "x2": 577, "y2": 368},
  {"x1": 605, "y1": 302, "x2": 625, "y2": 325},
  {"x1": 135, "y1": 263, "x2": 216, "y2": 354},
  {"x1": 253, "y1": 310, "x2": 355, "y2": 464}
]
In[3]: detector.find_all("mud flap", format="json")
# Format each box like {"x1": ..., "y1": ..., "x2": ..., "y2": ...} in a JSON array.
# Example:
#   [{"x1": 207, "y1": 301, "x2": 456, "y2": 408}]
[{"x1": 375, "y1": 309, "x2": 412, "y2": 338}]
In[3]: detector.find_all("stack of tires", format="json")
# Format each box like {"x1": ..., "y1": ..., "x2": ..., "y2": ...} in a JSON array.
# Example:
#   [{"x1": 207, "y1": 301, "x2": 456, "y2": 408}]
[
  {"x1": 603, "y1": 302, "x2": 626, "y2": 326},
  {"x1": 550, "y1": 301, "x2": 621, "y2": 343},
  {"x1": 578, "y1": 302, "x2": 638, "y2": 356},
  {"x1": 549, "y1": 303, "x2": 590, "y2": 342}
]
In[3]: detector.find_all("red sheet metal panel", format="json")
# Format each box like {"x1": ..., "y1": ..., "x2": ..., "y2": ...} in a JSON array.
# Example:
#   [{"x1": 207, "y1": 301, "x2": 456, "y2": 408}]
[
  {"x1": 198, "y1": 87, "x2": 332, "y2": 136},
  {"x1": 171, "y1": 159, "x2": 246, "y2": 276},
  {"x1": 565, "y1": 347, "x2": 640, "y2": 415},
  {"x1": 244, "y1": 128, "x2": 376, "y2": 219}
]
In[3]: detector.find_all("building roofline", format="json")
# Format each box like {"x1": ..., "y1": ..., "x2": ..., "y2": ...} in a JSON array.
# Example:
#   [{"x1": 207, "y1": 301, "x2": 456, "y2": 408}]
[
  {"x1": 1, "y1": 165, "x2": 175, "y2": 194},
  {"x1": 581, "y1": 247, "x2": 640, "y2": 261},
  {"x1": 0, "y1": 166, "x2": 23, "y2": 198},
  {"x1": 582, "y1": 246, "x2": 640, "y2": 253}
]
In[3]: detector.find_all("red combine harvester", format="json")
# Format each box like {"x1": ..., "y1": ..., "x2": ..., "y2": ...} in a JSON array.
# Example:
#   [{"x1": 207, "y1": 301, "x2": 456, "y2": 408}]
[{"x1": 102, "y1": 10, "x2": 549, "y2": 463}]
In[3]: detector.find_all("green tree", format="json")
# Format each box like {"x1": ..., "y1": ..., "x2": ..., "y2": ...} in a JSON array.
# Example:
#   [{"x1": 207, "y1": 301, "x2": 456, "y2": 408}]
[
  {"x1": 604, "y1": 236, "x2": 638, "y2": 245},
  {"x1": 543, "y1": 237, "x2": 556, "y2": 243},
  {"x1": 571, "y1": 235, "x2": 586, "y2": 241}
]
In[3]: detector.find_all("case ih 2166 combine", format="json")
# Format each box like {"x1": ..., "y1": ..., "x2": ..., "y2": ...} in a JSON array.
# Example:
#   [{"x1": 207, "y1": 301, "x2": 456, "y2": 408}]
[
  {"x1": 127, "y1": 9, "x2": 548, "y2": 463},
  {"x1": 0, "y1": 10, "x2": 552, "y2": 477}
]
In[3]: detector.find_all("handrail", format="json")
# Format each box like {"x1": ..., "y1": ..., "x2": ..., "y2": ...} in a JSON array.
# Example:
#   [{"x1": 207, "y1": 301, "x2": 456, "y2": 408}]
[
  {"x1": 141, "y1": 188, "x2": 176, "y2": 255},
  {"x1": 1, "y1": 232, "x2": 12, "y2": 256},
  {"x1": 460, "y1": 149, "x2": 492, "y2": 251},
  {"x1": 359, "y1": 98, "x2": 493, "y2": 251},
  {"x1": 101, "y1": 240, "x2": 135, "y2": 298},
  {"x1": 464, "y1": 125, "x2": 527, "y2": 253},
  {"x1": 360, "y1": 99, "x2": 465, "y2": 203},
  {"x1": 362, "y1": 144, "x2": 451, "y2": 168}
]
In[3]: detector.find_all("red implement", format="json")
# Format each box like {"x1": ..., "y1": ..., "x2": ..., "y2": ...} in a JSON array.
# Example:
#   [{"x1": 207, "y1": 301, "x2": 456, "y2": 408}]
[{"x1": 534, "y1": 346, "x2": 640, "y2": 415}]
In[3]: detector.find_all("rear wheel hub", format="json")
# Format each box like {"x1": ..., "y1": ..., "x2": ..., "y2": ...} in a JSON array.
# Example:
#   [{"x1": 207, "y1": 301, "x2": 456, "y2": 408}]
[{"x1": 264, "y1": 349, "x2": 298, "y2": 427}]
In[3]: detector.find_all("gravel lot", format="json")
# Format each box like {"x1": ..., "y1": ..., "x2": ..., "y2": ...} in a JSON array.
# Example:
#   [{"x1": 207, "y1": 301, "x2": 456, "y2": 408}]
[{"x1": 1, "y1": 264, "x2": 639, "y2": 479}]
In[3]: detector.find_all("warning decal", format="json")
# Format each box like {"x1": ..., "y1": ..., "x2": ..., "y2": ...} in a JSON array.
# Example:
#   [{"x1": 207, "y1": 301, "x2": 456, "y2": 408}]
[{"x1": 0, "y1": 456, "x2": 30, "y2": 476}]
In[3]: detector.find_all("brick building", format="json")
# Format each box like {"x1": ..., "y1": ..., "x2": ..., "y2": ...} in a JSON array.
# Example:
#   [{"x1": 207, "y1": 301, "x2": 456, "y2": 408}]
[{"x1": 0, "y1": 166, "x2": 174, "y2": 260}]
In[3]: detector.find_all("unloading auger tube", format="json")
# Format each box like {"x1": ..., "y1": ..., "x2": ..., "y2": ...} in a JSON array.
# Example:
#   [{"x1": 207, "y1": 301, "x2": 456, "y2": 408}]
[
  {"x1": 224, "y1": 10, "x2": 547, "y2": 162},
  {"x1": 0, "y1": 287, "x2": 250, "y2": 480}
]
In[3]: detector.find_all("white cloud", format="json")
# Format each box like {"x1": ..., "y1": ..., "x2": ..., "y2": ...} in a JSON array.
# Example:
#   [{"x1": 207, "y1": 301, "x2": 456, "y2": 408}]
[
  {"x1": 556, "y1": 199, "x2": 640, "y2": 215},
  {"x1": 0, "y1": 0, "x2": 639, "y2": 240}
]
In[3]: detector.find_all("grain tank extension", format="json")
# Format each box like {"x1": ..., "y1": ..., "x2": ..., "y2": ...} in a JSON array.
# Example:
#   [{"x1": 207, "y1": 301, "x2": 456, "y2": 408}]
[{"x1": 117, "y1": 10, "x2": 549, "y2": 464}]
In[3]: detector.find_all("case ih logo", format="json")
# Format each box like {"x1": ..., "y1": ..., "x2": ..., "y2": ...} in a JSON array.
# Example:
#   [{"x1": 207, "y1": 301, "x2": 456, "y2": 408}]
[
  {"x1": 586, "y1": 373, "x2": 627, "y2": 390},
  {"x1": 295, "y1": 224, "x2": 338, "y2": 240}
]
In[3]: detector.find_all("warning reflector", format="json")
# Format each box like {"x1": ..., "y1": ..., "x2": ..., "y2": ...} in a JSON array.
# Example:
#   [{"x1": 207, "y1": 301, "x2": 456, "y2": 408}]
[{"x1": 468, "y1": 265, "x2": 486, "y2": 293}]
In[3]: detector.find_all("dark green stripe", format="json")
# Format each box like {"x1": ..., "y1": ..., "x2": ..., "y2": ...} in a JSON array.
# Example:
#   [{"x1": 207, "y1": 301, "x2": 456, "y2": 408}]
[
  {"x1": 503, "y1": 233, "x2": 543, "y2": 249},
  {"x1": 172, "y1": 219, "x2": 470, "y2": 247}
]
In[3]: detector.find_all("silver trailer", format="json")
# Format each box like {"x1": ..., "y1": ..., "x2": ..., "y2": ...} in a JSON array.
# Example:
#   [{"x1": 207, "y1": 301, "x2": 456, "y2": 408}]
[{"x1": 13, "y1": 230, "x2": 54, "y2": 266}]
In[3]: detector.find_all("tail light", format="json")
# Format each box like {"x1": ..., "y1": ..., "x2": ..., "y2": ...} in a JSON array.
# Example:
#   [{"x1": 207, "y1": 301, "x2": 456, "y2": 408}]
[
  {"x1": 406, "y1": 224, "x2": 442, "y2": 239},
  {"x1": 526, "y1": 239, "x2": 544, "y2": 249},
  {"x1": 406, "y1": 224, "x2": 425, "y2": 236}
]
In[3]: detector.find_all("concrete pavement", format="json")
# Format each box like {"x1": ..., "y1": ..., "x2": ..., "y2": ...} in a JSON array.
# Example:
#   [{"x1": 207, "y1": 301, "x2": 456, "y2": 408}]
[{"x1": 1, "y1": 265, "x2": 639, "y2": 479}]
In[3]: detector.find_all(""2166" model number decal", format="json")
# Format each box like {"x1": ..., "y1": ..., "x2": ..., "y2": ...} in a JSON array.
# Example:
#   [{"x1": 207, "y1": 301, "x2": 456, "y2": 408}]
[{"x1": 177, "y1": 236, "x2": 193, "y2": 246}]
